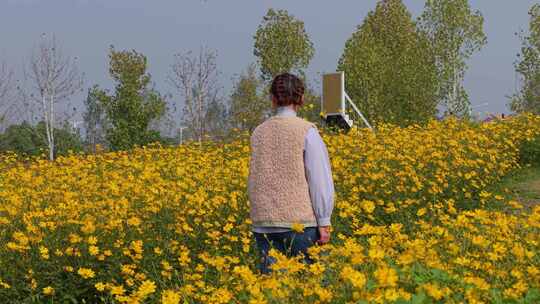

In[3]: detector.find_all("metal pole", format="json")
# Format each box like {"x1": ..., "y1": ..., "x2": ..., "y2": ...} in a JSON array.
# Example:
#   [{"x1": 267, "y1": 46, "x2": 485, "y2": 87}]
[
  {"x1": 178, "y1": 126, "x2": 186, "y2": 145},
  {"x1": 71, "y1": 120, "x2": 83, "y2": 130},
  {"x1": 181, "y1": 127, "x2": 185, "y2": 145},
  {"x1": 344, "y1": 92, "x2": 373, "y2": 130}
]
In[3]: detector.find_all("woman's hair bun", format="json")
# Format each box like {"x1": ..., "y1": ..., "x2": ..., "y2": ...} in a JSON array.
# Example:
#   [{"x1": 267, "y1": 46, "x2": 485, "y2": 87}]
[{"x1": 270, "y1": 73, "x2": 305, "y2": 107}]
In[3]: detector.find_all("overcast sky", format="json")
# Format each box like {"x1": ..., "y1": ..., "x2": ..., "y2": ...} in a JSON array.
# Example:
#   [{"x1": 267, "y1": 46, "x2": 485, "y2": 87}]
[{"x1": 0, "y1": 0, "x2": 537, "y2": 120}]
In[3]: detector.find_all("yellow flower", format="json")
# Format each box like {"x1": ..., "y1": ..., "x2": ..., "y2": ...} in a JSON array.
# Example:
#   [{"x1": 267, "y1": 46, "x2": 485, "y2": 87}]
[
  {"x1": 374, "y1": 265, "x2": 398, "y2": 287},
  {"x1": 232, "y1": 265, "x2": 257, "y2": 285},
  {"x1": 89, "y1": 245, "x2": 99, "y2": 256},
  {"x1": 464, "y1": 276, "x2": 490, "y2": 291},
  {"x1": 43, "y1": 286, "x2": 54, "y2": 295},
  {"x1": 135, "y1": 279, "x2": 156, "y2": 299},
  {"x1": 340, "y1": 266, "x2": 366, "y2": 289},
  {"x1": 0, "y1": 112, "x2": 538, "y2": 303},
  {"x1": 39, "y1": 246, "x2": 49, "y2": 260},
  {"x1": 161, "y1": 289, "x2": 181, "y2": 304},
  {"x1": 0, "y1": 279, "x2": 10, "y2": 289},
  {"x1": 87, "y1": 236, "x2": 98, "y2": 245},
  {"x1": 209, "y1": 287, "x2": 232, "y2": 304},
  {"x1": 308, "y1": 262, "x2": 326, "y2": 276},
  {"x1": 69, "y1": 233, "x2": 82, "y2": 244},
  {"x1": 110, "y1": 284, "x2": 125, "y2": 296},
  {"x1": 77, "y1": 267, "x2": 95, "y2": 279},
  {"x1": 368, "y1": 246, "x2": 385, "y2": 260},
  {"x1": 64, "y1": 266, "x2": 74, "y2": 272},
  {"x1": 291, "y1": 223, "x2": 304, "y2": 233},
  {"x1": 508, "y1": 200, "x2": 523, "y2": 209},
  {"x1": 127, "y1": 216, "x2": 141, "y2": 226},
  {"x1": 95, "y1": 282, "x2": 107, "y2": 292},
  {"x1": 130, "y1": 240, "x2": 144, "y2": 254},
  {"x1": 422, "y1": 282, "x2": 447, "y2": 300},
  {"x1": 384, "y1": 288, "x2": 400, "y2": 301},
  {"x1": 361, "y1": 200, "x2": 376, "y2": 213},
  {"x1": 314, "y1": 287, "x2": 333, "y2": 302}
]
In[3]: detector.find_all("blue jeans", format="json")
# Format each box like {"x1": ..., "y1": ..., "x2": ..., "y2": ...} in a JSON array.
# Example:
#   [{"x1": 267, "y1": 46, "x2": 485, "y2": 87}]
[{"x1": 253, "y1": 227, "x2": 319, "y2": 274}]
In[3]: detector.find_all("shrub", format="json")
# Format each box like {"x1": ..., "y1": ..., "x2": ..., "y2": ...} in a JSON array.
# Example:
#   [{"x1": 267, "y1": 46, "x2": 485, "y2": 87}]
[
  {"x1": 0, "y1": 121, "x2": 84, "y2": 158},
  {"x1": 520, "y1": 135, "x2": 540, "y2": 166},
  {"x1": 0, "y1": 121, "x2": 44, "y2": 156}
]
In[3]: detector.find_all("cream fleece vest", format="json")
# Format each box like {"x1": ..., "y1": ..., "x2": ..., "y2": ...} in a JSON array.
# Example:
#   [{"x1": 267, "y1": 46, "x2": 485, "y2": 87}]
[{"x1": 248, "y1": 115, "x2": 318, "y2": 228}]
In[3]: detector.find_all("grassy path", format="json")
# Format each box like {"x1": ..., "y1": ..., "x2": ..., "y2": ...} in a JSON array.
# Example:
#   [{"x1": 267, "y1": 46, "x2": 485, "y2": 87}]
[{"x1": 497, "y1": 165, "x2": 540, "y2": 209}]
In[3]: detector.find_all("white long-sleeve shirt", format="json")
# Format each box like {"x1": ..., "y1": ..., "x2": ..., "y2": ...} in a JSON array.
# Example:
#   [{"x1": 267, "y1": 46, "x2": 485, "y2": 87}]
[{"x1": 251, "y1": 105, "x2": 335, "y2": 233}]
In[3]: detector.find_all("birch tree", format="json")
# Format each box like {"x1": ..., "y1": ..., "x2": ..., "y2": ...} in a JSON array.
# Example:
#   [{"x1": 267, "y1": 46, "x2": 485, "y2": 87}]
[
  {"x1": 419, "y1": 0, "x2": 486, "y2": 117},
  {"x1": 0, "y1": 62, "x2": 16, "y2": 132},
  {"x1": 168, "y1": 47, "x2": 222, "y2": 144},
  {"x1": 25, "y1": 34, "x2": 84, "y2": 160}
]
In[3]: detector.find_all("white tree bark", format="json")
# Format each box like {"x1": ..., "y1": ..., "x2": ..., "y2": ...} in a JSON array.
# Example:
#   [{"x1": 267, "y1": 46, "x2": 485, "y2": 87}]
[
  {"x1": 168, "y1": 47, "x2": 221, "y2": 145},
  {"x1": 25, "y1": 34, "x2": 83, "y2": 160},
  {"x1": 0, "y1": 62, "x2": 16, "y2": 132}
]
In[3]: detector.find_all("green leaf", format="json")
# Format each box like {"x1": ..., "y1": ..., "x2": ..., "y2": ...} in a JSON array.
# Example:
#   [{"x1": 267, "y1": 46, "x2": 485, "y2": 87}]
[
  {"x1": 411, "y1": 292, "x2": 428, "y2": 304},
  {"x1": 254, "y1": 8, "x2": 314, "y2": 81},
  {"x1": 524, "y1": 288, "x2": 540, "y2": 303}
]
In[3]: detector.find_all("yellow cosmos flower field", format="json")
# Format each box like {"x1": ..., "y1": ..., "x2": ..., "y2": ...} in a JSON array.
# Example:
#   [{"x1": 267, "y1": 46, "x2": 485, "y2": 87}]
[{"x1": 0, "y1": 114, "x2": 540, "y2": 303}]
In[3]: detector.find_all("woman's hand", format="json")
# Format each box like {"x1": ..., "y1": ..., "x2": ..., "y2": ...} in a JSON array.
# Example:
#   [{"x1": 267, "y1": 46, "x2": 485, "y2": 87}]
[{"x1": 316, "y1": 226, "x2": 331, "y2": 245}]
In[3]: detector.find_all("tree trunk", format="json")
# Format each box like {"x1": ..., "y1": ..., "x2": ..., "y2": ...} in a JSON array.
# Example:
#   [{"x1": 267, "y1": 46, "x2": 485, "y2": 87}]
[
  {"x1": 198, "y1": 92, "x2": 202, "y2": 144},
  {"x1": 50, "y1": 92, "x2": 55, "y2": 161},
  {"x1": 42, "y1": 94, "x2": 53, "y2": 161}
]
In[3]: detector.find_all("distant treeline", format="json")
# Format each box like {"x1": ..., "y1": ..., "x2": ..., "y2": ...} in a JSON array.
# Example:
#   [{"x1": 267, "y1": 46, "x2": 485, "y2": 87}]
[{"x1": 0, "y1": 0, "x2": 538, "y2": 160}]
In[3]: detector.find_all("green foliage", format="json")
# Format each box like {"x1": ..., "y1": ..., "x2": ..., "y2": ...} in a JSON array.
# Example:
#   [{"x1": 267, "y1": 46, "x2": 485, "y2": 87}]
[
  {"x1": 419, "y1": 0, "x2": 487, "y2": 117},
  {"x1": 0, "y1": 121, "x2": 83, "y2": 158},
  {"x1": 205, "y1": 97, "x2": 230, "y2": 141},
  {"x1": 253, "y1": 8, "x2": 315, "y2": 81},
  {"x1": 492, "y1": 165, "x2": 540, "y2": 211},
  {"x1": 82, "y1": 85, "x2": 108, "y2": 152},
  {"x1": 337, "y1": 0, "x2": 439, "y2": 127},
  {"x1": 228, "y1": 63, "x2": 269, "y2": 133},
  {"x1": 519, "y1": 134, "x2": 540, "y2": 166},
  {"x1": 96, "y1": 47, "x2": 166, "y2": 151},
  {"x1": 49, "y1": 121, "x2": 84, "y2": 157},
  {"x1": 0, "y1": 121, "x2": 43, "y2": 156},
  {"x1": 296, "y1": 84, "x2": 323, "y2": 124},
  {"x1": 510, "y1": 4, "x2": 540, "y2": 114},
  {"x1": 154, "y1": 136, "x2": 178, "y2": 147},
  {"x1": 227, "y1": 63, "x2": 321, "y2": 136}
]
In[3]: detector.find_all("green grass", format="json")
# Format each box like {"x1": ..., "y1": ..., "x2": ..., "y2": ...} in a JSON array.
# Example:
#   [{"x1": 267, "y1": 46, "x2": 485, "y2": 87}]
[{"x1": 496, "y1": 165, "x2": 540, "y2": 209}]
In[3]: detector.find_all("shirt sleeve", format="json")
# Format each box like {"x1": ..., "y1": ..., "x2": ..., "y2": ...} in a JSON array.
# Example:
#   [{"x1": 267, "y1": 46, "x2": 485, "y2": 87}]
[{"x1": 304, "y1": 126, "x2": 335, "y2": 227}]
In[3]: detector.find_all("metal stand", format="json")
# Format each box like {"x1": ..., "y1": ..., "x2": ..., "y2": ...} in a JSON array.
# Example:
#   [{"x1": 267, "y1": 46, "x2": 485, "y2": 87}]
[
  {"x1": 321, "y1": 71, "x2": 373, "y2": 131},
  {"x1": 344, "y1": 92, "x2": 373, "y2": 130}
]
